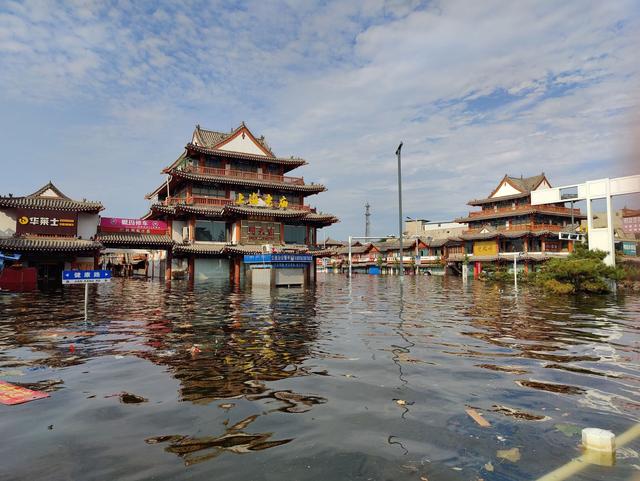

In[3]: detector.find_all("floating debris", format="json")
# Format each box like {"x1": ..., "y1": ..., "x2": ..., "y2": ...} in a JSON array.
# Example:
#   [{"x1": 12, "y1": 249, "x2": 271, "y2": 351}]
[
  {"x1": 484, "y1": 462, "x2": 494, "y2": 472},
  {"x1": 465, "y1": 407, "x2": 491, "y2": 427},
  {"x1": 119, "y1": 392, "x2": 148, "y2": 404},
  {"x1": 554, "y1": 423, "x2": 583, "y2": 437},
  {"x1": 0, "y1": 380, "x2": 49, "y2": 405},
  {"x1": 219, "y1": 403, "x2": 235, "y2": 410},
  {"x1": 497, "y1": 447, "x2": 521, "y2": 463},
  {"x1": 14, "y1": 379, "x2": 64, "y2": 393},
  {"x1": 490, "y1": 404, "x2": 550, "y2": 421}
]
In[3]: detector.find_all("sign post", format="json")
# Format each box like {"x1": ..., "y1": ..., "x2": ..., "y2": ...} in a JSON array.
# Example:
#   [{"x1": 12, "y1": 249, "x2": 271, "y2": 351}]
[{"x1": 62, "y1": 270, "x2": 112, "y2": 321}]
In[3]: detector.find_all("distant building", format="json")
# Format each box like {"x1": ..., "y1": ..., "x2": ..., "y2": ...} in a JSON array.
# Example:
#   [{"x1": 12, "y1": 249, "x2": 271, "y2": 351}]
[
  {"x1": 455, "y1": 173, "x2": 586, "y2": 276},
  {"x1": 622, "y1": 208, "x2": 640, "y2": 234},
  {"x1": 405, "y1": 220, "x2": 467, "y2": 239}
]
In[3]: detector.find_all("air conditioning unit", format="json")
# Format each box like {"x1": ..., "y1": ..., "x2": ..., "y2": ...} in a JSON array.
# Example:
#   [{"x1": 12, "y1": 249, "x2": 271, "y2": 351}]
[
  {"x1": 182, "y1": 226, "x2": 189, "y2": 241},
  {"x1": 262, "y1": 244, "x2": 273, "y2": 253}
]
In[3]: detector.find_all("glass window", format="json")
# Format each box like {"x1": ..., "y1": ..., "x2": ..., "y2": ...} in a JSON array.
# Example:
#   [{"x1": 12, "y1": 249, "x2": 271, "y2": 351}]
[
  {"x1": 284, "y1": 225, "x2": 306, "y2": 244},
  {"x1": 192, "y1": 186, "x2": 227, "y2": 197},
  {"x1": 195, "y1": 221, "x2": 227, "y2": 242}
]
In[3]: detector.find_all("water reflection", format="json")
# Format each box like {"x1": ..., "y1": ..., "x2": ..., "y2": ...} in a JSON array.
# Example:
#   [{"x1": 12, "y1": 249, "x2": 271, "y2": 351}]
[{"x1": 0, "y1": 276, "x2": 639, "y2": 481}]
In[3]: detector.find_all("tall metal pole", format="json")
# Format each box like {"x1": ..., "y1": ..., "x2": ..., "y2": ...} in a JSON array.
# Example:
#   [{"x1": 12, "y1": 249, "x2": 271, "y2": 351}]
[
  {"x1": 348, "y1": 235, "x2": 353, "y2": 278},
  {"x1": 396, "y1": 142, "x2": 404, "y2": 280},
  {"x1": 365, "y1": 202, "x2": 371, "y2": 238}
]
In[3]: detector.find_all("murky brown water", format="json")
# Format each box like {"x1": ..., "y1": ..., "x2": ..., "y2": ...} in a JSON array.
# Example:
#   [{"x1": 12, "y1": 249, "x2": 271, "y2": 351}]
[{"x1": 0, "y1": 275, "x2": 639, "y2": 480}]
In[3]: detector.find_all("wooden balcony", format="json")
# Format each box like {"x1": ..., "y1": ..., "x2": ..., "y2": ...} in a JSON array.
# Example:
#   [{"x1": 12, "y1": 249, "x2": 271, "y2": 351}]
[
  {"x1": 469, "y1": 204, "x2": 581, "y2": 218},
  {"x1": 183, "y1": 165, "x2": 305, "y2": 185}
]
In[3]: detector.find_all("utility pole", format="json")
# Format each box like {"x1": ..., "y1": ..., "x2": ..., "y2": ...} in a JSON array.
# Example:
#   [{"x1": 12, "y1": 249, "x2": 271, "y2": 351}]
[
  {"x1": 365, "y1": 202, "x2": 371, "y2": 238},
  {"x1": 396, "y1": 142, "x2": 404, "y2": 280}
]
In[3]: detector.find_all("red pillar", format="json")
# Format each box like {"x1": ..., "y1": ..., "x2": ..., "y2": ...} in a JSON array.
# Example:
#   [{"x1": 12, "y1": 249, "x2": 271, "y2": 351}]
[
  {"x1": 165, "y1": 250, "x2": 173, "y2": 281},
  {"x1": 188, "y1": 256, "x2": 195, "y2": 282}
]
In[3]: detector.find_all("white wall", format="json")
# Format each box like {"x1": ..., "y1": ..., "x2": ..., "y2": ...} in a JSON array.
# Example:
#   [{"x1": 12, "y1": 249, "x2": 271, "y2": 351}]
[
  {"x1": 78, "y1": 213, "x2": 99, "y2": 239},
  {"x1": 217, "y1": 133, "x2": 267, "y2": 156},
  {"x1": 172, "y1": 220, "x2": 186, "y2": 242},
  {"x1": 0, "y1": 208, "x2": 16, "y2": 237},
  {"x1": 491, "y1": 182, "x2": 521, "y2": 198}
]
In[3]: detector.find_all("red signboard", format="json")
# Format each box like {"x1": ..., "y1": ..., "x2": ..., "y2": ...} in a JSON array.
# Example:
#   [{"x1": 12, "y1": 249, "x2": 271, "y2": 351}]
[
  {"x1": 0, "y1": 381, "x2": 49, "y2": 405},
  {"x1": 99, "y1": 217, "x2": 168, "y2": 235},
  {"x1": 15, "y1": 209, "x2": 77, "y2": 236}
]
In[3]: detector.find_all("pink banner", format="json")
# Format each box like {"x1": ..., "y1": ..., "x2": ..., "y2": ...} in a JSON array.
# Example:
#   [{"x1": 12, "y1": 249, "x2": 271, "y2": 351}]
[{"x1": 100, "y1": 217, "x2": 168, "y2": 234}]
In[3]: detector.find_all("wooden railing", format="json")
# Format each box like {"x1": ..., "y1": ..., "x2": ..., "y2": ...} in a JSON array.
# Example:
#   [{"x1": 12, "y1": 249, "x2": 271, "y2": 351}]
[
  {"x1": 469, "y1": 204, "x2": 581, "y2": 218},
  {"x1": 464, "y1": 223, "x2": 565, "y2": 234},
  {"x1": 183, "y1": 165, "x2": 305, "y2": 185}
]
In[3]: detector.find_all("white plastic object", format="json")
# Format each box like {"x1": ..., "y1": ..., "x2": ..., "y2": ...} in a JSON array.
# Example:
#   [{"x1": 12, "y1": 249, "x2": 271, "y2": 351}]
[{"x1": 582, "y1": 428, "x2": 616, "y2": 453}]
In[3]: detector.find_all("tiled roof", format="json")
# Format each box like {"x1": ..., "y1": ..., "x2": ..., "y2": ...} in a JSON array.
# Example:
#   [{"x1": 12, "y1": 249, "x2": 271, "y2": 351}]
[
  {"x1": 173, "y1": 243, "x2": 225, "y2": 255},
  {"x1": 193, "y1": 123, "x2": 274, "y2": 154},
  {"x1": 304, "y1": 212, "x2": 339, "y2": 223},
  {"x1": 97, "y1": 233, "x2": 174, "y2": 248},
  {"x1": 0, "y1": 237, "x2": 102, "y2": 253},
  {"x1": 186, "y1": 143, "x2": 306, "y2": 167},
  {"x1": 176, "y1": 205, "x2": 225, "y2": 217},
  {"x1": 171, "y1": 170, "x2": 326, "y2": 193},
  {"x1": 507, "y1": 174, "x2": 546, "y2": 192},
  {"x1": 0, "y1": 181, "x2": 103, "y2": 212},
  {"x1": 460, "y1": 230, "x2": 561, "y2": 240},
  {"x1": 457, "y1": 208, "x2": 586, "y2": 223},
  {"x1": 224, "y1": 205, "x2": 308, "y2": 218},
  {"x1": 468, "y1": 192, "x2": 530, "y2": 206}
]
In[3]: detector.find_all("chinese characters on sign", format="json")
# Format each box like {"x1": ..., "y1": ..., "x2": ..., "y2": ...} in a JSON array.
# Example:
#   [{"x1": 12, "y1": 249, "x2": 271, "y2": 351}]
[
  {"x1": 15, "y1": 209, "x2": 77, "y2": 236},
  {"x1": 473, "y1": 240, "x2": 499, "y2": 256},
  {"x1": 62, "y1": 270, "x2": 112, "y2": 285},
  {"x1": 240, "y1": 220, "x2": 280, "y2": 243},
  {"x1": 99, "y1": 217, "x2": 168, "y2": 235}
]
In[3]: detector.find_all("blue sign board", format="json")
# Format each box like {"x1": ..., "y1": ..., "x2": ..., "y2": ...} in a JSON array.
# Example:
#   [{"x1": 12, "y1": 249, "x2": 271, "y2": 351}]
[
  {"x1": 62, "y1": 270, "x2": 112, "y2": 285},
  {"x1": 622, "y1": 241, "x2": 637, "y2": 256},
  {"x1": 243, "y1": 254, "x2": 313, "y2": 264}
]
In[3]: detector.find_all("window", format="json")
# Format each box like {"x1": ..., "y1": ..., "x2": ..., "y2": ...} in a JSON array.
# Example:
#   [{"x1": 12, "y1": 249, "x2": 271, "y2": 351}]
[
  {"x1": 232, "y1": 160, "x2": 257, "y2": 172},
  {"x1": 195, "y1": 220, "x2": 227, "y2": 242},
  {"x1": 284, "y1": 225, "x2": 306, "y2": 244},
  {"x1": 192, "y1": 186, "x2": 227, "y2": 197}
]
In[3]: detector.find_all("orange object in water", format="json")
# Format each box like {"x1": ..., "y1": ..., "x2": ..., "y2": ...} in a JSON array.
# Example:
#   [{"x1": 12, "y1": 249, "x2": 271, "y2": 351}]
[{"x1": 0, "y1": 381, "x2": 49, "y2": 405}]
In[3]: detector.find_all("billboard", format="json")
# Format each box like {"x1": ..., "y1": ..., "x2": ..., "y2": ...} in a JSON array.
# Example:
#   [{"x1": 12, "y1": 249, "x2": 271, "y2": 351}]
[
  {"x1": 473, "y1": 240, "x2": 498, "y2": 256},
  {"x1": 240, "y1": 220, "x2": 280, "y2": 244},
  {"x1": 99, "y1": 217, "x2": 168, "y2": 235},
  {"x1": 16, "y1": 209, "x2": 77, "y2": 236}
]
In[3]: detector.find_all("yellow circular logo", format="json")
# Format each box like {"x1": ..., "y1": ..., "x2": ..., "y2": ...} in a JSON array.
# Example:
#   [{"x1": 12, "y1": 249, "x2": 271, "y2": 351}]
[{"x1": 18, "y1": 216, "x2": 29, "y2": 225}]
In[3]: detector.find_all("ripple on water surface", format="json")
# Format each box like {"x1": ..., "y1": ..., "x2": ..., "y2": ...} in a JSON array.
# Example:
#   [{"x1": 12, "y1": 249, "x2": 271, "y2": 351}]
[{"x1": 0, "y1": 275, "x2": 639, "y2": 481}]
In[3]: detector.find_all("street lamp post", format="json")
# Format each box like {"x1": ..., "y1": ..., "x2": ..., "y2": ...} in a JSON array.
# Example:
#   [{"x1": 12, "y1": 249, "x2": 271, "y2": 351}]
[{"x1": 396, "y1": 142, "x2": 404, "y2": 279}]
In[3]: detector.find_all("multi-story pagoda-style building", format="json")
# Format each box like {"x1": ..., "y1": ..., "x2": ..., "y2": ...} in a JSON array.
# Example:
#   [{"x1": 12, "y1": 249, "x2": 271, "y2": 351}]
[
  {"x1": 455, "y1": 173, "x2": 586, "y2": 276},
  {"x1": 144, "y1": 123, "x2": 338, "y2": 283}
]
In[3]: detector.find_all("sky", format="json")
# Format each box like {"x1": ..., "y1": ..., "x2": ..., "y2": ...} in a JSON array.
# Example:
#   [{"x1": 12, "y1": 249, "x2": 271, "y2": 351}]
[{"x1": 0, "y1": 0, "x2": 639, "y2": 240}]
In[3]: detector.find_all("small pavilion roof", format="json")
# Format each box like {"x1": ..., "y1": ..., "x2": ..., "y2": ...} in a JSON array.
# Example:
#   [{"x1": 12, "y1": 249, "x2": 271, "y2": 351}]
[
  {"x1": 0, "y1": 181, "x2": 103, "y2": 212},
  {"x1": 0, "y1": 236, "x2": 103, "y2": 253}
]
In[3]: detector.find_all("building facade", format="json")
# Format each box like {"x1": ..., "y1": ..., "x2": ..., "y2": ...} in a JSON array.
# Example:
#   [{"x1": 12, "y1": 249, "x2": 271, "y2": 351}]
[
  {"x1": 143, "y1": 123, "x2": 338, "y2": 283},
  {"x1": 455, "y1": 174, "x2": 586, "y2": 276},
  {"x1": 0, "y1": 182, "x2": 103, "y2": 288}
]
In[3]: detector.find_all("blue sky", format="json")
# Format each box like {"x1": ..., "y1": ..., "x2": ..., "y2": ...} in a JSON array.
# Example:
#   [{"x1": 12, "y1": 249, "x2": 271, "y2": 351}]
[{"x1": 0, "y1": 0, "x2": 639, "y2": 239}]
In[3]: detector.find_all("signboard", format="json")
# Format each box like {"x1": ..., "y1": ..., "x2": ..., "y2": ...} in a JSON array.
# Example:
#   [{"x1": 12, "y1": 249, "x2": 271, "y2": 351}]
[
  {"x1": 473, "y1": 240, "x2": 498, "y2": 256},
  {"x1": 622, "y1": 241, "x2": 637, "y2": 256},
  {"x1": 99, "y1": 217, "x2": 167, "y2": 235},
  {"x1": 240, "y1": 220, "x2": 280, "y2": 244},
  {"x1": 62, "y1": 270, "x2": 112, "y2": 285},
  {"x1": 243, "y1": 254, "x2": 313, "y2": 264},
  {"x1": 16, "y1": 209, "x2": 77, "y2": 236}
]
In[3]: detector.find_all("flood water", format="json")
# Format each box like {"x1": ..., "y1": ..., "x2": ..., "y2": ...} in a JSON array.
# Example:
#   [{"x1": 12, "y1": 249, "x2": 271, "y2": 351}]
[{"x1": 1, "y1": 274, "x2": 639, "y2": 481}]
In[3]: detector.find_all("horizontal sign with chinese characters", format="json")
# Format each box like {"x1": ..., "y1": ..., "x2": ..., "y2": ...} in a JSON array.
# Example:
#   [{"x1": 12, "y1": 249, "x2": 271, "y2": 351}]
[
  {"x1": 240, "y1": 220, "x2": 280, "y2": 244},
  {"x1": 243, "y1": 254, "x2": 313, "y2": 264},
  {"x1": 16, "y1": 209, "x2": 77, "y2": 236},
  {"x1": 99, "y1": 217, "x2": 168, "y2": 235},
  {"x1": 62, "y1": 270, "x2": 112, "y2": 285}
]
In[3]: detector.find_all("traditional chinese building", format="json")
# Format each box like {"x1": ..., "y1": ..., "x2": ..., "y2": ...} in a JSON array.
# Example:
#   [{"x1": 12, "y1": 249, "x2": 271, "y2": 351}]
[
  {"x1": 143, "y1": 123, "x2": 338, "y2": 284},
  {"x1": 455, "y1": 173, "x2": 586, "y2": 276},
  {"x1": 0, "y1": 182, "x2": 103, "y2": 287}
]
